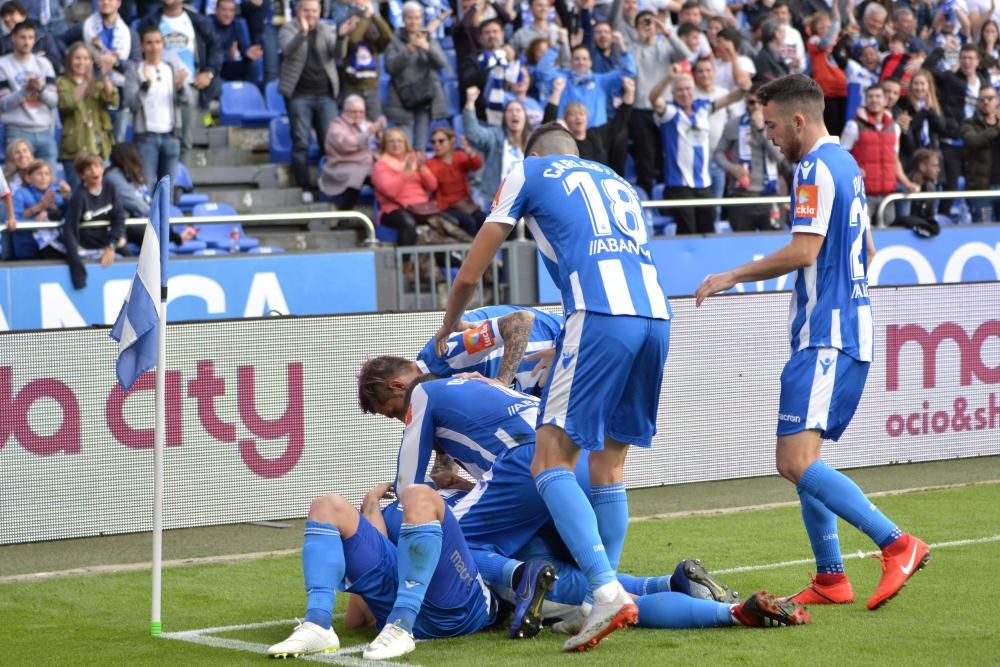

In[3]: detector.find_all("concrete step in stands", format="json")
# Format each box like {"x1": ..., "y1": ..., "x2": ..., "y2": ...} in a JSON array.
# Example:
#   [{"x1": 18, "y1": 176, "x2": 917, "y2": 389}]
[
  {"x1": 187, "y1": 147, "x2": 270, "y2": 169},
  {"x1": 253, "y1": 228, "x2": 366, "y2": 252},
  {"x1": 191, "y1": 125, "x2": 270, "y2": 152},
  {"x1": 188, "y1": 164, "x2": 281, "y2": 189}
]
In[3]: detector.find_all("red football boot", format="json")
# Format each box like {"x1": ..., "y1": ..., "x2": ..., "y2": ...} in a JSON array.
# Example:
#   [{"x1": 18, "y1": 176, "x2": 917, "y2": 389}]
[
  {"x1": 867, "y1": 534, "x2": 931, "y2": 610},
  {"x1": 783, "y1": 573, "x2": 854, "y2": 605},
  {"x1": 731, "y1": 591, "x2": 811, "y2": 627}
]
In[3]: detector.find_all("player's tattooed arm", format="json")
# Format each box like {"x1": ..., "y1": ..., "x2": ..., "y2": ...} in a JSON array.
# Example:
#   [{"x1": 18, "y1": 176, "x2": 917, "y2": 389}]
[{"x1": 496, "y1": 310, "x2": 535, "y2": 386}]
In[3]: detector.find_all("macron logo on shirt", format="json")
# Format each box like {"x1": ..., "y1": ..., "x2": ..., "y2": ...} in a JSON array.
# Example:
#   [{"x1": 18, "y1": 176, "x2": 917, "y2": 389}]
[{"x1": 800, "y1": 160, "x2": 814, "y2": 179}]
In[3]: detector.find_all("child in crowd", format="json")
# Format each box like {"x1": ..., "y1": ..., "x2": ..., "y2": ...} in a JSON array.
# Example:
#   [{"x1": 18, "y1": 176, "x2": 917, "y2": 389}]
[{"x1": 12, "y1": 160, "x2": 65, "y2": 259}]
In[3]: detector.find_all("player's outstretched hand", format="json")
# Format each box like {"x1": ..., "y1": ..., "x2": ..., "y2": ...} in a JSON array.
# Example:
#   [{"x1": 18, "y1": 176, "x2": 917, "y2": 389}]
[
  {"x1": 455, "y1": 371, "x2": 505, "y2": 387},
  {"x1": 695, "y1": 272, "x2": 736, "y2": 306},
  {"x1": 524, "y1": 348, "x2": 555, "y2": 388}
]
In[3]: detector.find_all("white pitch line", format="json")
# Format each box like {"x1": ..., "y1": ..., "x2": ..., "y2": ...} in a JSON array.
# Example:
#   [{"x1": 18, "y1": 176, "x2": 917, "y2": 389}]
[
  {"x1": 714, "y1": 534, "x2": 1000, "y2": 574},
  {"x1": 630, "y1": 478, "x2": 1000, "y2": 523},
  {"x1": 160, "y1": 614, "x2": 408, "y2": 667},
  {"x1": 159, "y1": 534, "x2": 1000, "y2": 664},
  {"x1": 5, "y1": 479, "x2": 998, "y2": 584}
]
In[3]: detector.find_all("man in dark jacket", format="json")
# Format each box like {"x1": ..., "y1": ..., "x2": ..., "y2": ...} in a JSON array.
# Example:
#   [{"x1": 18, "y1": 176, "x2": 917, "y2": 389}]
[
  {"x1": 923, "y1": 43, "x2": 991, "y2": 214},
  {"x1": 139, "y1": 0, "x2": 224, "y2": 161},
  {"x1": 961, "y1": 88, "x2": 1000, "y2": 223}
]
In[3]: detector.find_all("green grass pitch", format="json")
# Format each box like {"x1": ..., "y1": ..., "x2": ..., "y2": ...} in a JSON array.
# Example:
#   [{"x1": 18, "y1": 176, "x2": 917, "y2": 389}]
[{"x1": 2, "y1": 475, "x2": 998, "y2": 666}]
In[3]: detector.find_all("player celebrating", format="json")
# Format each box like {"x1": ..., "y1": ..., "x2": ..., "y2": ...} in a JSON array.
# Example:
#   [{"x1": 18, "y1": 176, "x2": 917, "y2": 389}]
[
  {"x1": 695, "y1": 74, "x2": 929, "y2": 610},
  {"x1": 435, "y1": 124, "x2": 672, "y2": 651},
  {"x1": 416, "y1": 305, "x2": 563, "y2": 396}
]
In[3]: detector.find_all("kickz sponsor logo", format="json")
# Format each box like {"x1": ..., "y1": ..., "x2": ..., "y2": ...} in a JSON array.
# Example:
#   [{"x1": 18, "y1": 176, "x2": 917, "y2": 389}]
[
  {"x1": 778, "y1": 413, "x2": 802, "y2": 423},
  {"x1": 794, "y1": 185, "x2": 818, "y2": 219}
]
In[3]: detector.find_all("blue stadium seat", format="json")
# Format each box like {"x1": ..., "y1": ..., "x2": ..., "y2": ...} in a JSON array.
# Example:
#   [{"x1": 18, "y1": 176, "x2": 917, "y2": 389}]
[
  {"x1": 379, "y1": 76, "x2": 391, "y2": 107},
  {"x1": 174, "y1": 163, "x2": 210, "y2": 213},
  {"x1": 649, "y1": 184, "x2": 676, "y2": 236},
  {"x1": 623, "y1": 152, "x2": 637, "y2": 184},
  {"x1": 192, "y1": 202, "x2": 261, "y2": 252},
  {"x1": 219, "y1": 81, "x2": 280, "y2": 127},
  {"x1": 167, "y1": 205, "x2": 208, "y2": 254},
  {"x1": 443, "y1": 78, "x2": 460, "y2": 117},
  {"x1": 268, "y1": 116, "x2": 321, "y2": 164},
  {"x1": 265, "y1": 80, "x2": 286, "y2": 115}
]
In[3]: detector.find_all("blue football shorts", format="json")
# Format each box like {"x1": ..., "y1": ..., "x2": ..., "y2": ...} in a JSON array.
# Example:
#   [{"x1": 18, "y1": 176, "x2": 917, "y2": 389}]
[
  {"x1": 538, "y1": 311, "x2": 670, "y2": 451},
  {"x1": 340, "y1": 508, "x2": 495, "y2": 639},
  {"x1": 777, "y1": 347, "x2": 870, "y2": 442}
]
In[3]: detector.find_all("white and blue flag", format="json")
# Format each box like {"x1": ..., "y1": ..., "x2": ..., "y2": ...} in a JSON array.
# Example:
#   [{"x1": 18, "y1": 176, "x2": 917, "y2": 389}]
[{"x1": 110, "y1": 177, "x2": 170, "y2": 390}]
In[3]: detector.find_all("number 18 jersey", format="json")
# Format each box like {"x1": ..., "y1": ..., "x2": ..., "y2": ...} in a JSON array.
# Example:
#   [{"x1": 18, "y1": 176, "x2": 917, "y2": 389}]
[
  {"x1": 486, "y1": 156, "x2": 671, "y2": 321},
  {"x1": 790, "y1": 136, "x2": 873, "y2": 362}
]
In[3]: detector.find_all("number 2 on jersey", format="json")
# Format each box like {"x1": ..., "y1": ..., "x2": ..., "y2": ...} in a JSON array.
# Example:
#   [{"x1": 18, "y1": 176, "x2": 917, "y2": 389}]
[
  {"x1": 848, "y1": 195, "x2": 868, "y2": 281},
  {"x1": 564, "y1": 171, "x2": 648, "y2": 245}
]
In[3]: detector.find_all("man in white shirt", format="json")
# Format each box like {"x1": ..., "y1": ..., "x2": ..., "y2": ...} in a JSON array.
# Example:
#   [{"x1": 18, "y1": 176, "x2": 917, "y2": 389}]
[
  {"x1": 693, "y1": 57, "x2": 734, "y2": 223},
  {"x1": 124, "y1": 25, "x2": 188, "y2": 188},
  {"x1": 772, "y1": 1, "x2": 807, "y2": 74}
]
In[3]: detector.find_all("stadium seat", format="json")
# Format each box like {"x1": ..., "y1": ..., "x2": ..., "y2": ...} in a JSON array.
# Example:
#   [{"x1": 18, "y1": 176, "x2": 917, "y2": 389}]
[
  {"x1": 173, "y1": 163, "x2": 210, "y2": 213},
  {"x1": 443, "y1": 78, "x2": 460, "y2": 117},
  {"x1": 192, "y1": 202, "x2": 261, "y2": 252},
  {"x1": 649, "y1": 184, "x2": 676, "y2": 236},
  {"x1": 265, "y1": 80, "x2": 286, "y2": 115},
  {"x1": 269, "y1": 116, "x2": 321, "y2": 164},
  {"x1": 219, "y1": 81, "x2": 280, "y2": 127}
]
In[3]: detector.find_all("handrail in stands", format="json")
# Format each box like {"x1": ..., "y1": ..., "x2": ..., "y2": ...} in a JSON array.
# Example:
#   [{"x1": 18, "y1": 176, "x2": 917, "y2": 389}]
[
  {"x1": 0, "y1": 210, "x2": 379, "y2": 246},
  {"x1": 874, "y1": 189, "x2": 1000, "y2": 227}
]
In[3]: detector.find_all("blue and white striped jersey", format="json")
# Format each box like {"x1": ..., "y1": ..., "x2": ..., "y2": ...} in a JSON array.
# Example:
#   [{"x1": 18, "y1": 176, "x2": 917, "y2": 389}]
[
  {"x1": 486, "y1": 156, "x2": 671, "y2": 320},
  {"x1": 394, "y1": 378, "x2": 539, "y2": 495},
  {"x1": 415, "y1": 305, "x2": 564, "y2": 396},
  {"x1": 789, "y1": 136, "x2": 873, "y2": 362},
  {"x1": 844, "y1": 60, "x2": 878, "y2": 127},
  {"x1": 656, "y1": 99, "x2": 714, "y2": 189}
]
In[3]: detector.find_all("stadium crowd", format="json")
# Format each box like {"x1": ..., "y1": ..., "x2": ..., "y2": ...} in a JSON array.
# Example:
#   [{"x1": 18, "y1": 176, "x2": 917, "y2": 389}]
[{"x1": 1, "y1": 0, "x2": 1000, "y2": 279}]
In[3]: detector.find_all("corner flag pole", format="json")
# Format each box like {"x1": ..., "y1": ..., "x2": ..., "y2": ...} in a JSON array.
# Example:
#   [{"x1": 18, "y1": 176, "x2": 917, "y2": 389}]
[{"x1": 151, "y1": 176, "x2": 170, "y2": 637}]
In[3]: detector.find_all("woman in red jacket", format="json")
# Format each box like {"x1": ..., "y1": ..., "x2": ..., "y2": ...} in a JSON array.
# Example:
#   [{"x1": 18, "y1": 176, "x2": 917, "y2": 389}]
[
  {"x1": 805, "y1": 10, "x2": 849, "y2": 136},
  {"x1": 424, "y1": 127, "x2": 485, "y2": 236},
  {"x1": 371, "y1": 127, "x2": 438, "y2": 246}
]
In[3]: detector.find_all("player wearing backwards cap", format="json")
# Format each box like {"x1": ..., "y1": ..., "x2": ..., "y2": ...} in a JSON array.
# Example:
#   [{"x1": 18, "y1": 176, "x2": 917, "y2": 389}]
[
  {"x1": 696, "y1": 74, "x2": 929, "y2": 611},
  {"x1": 435, "y1": 122, "x2": 672, "y2": 652}
]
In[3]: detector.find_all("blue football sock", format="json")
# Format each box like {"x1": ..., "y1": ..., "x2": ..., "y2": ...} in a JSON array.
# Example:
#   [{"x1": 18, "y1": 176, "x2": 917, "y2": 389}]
[
  {"x1": 470, "y1": 548, "x2": 521, "y2": 588},
  {"x1": 536, "y1": 468, "x2": 615, "y2": 591},
  {"x1": 636, "y1": 592, "x2": 735, "y2": 628},
  {"x1": 388, "y1": 521, "x2": 443, "y2": 633},
  {"x1": 618, "y1": 573, "x2": 672, "y2": 596},
  {"x1": 798, "y1": 461, "x2": 902, "y2": 549},
  {"x1": 302, "y1": 520, "x2": 345, "y2": 630},
  {"x1": 798, "y1": 489, "x2": 844, "y2": 574},
  {"x1": 591, "y1": 483, "x2": 628, "y2": 572}
]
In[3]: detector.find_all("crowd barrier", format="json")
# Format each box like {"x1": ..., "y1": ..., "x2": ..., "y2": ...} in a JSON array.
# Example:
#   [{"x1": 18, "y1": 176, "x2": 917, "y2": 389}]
[{"x1": 2, "y1": 282, "x2": 997, "y2": 545}]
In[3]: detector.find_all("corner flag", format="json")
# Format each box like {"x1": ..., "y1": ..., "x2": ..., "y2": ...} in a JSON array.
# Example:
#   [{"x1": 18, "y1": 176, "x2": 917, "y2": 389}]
[{"x1": 110, "y1": 177, "x2": 170, "y2": 390}]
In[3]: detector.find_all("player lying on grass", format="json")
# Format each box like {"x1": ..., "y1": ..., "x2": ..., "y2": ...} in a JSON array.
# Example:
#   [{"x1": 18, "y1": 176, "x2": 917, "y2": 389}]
[
  {"x1": 379, "y1": 485, "x2": 811, "y2": 635},
  {"x1": 414, "y1": 305, "x2": 563, "y2": 397},
  {"x1": 267, "y1": 483, "x2": 496, "y2": 661}
]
